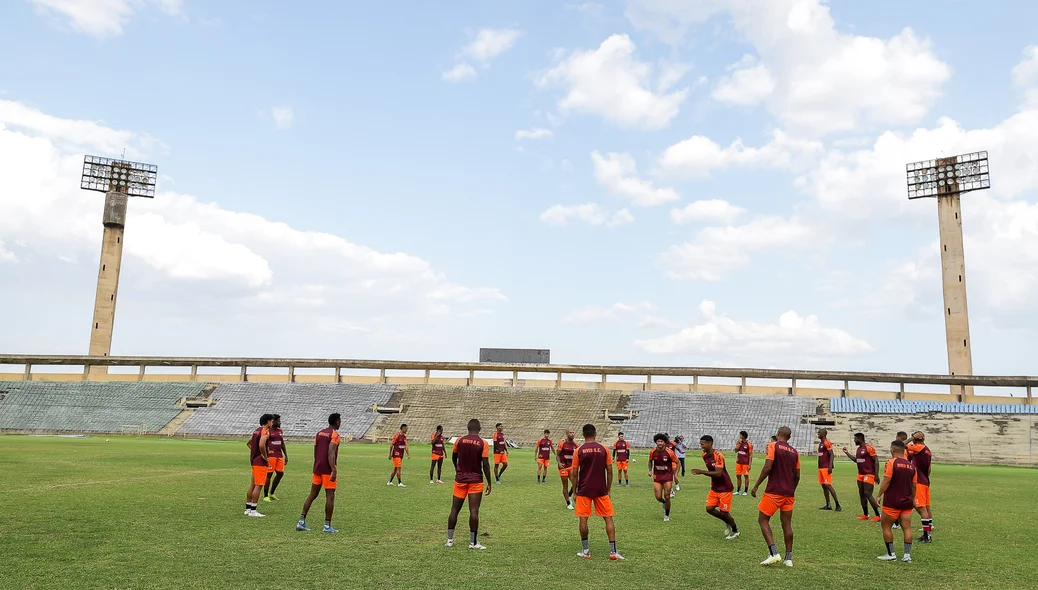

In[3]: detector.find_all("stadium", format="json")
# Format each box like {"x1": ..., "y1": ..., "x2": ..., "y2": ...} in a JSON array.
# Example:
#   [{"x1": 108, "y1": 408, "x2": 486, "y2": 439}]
[{"x1": 3, "y1": 2, "x2": 1038, "y2": 589}]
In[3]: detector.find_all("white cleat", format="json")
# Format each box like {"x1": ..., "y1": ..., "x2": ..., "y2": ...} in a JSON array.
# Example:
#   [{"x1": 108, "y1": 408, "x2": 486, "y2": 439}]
[
  {"x1": 877, "y1": 554, "x2": 897, "y2": 561},
  {"x1": 760, "y1": 554, "x2": 782, "y2": 566},
  {"x1": 675, "y1": 484, "x2": 680, "y2": 491},
  {"x1": 669, "y1": 491, "x2": 675, "y2": 498},
  {"x1": 397, "y1": 483, "x2": 406, "y2": 488},
  {"x1": 567, "y1": 504, "x2": 575, "y2": 510},
  {"x1": 445, "y1": 539, "x2": 454, "y2": 547},
  {"x1": 436, "y1": 479, "x2": 444, "y2": 484},
  {"x1": 783, "y1": 559, "x2": 793, "y2": 568},
  {"x1": 248, "y1": 510, "x2": 265, "y2": 518},
  {"x1": 430, "y1": 480, "x2": 435, "y2": 484},
  {"x1": 724, "y1": 525, "x2": 732, "y2": 537},
  {"x1": 902, "y1": 555, "x2": 912, "y2": 563},
  {"x1": 663, "y1": 515, "x2": 671, "y2": 522},
  {"x1": 244, "y1": 510, "x2": 251, "y2": 516},
  {"x1": 725, "y1": 531, "x2": 740, "y2": 541},
  {"x1": 387, "y1": 481, "x2": 396, "y2": 486},
  {"x1": 468, "y1": 543, "x2": 487, "y2": 550},
  {"x1": 609, "y1": 552, "x2": 625, "y2": 561},
  {"x1": 576, "y1": 550, "x2": 591, "y2": 559}
]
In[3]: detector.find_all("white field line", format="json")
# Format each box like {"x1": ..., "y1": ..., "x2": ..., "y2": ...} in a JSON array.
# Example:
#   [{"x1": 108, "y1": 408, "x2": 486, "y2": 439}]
[{"x1": 0, "y1": 468, "x2": 238, "y2": 494}]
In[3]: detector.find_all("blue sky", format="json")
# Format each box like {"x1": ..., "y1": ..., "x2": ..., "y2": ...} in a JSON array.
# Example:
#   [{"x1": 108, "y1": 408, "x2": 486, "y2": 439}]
[{"x1": 1, "y1": 0, "x2": 1038, "y2": 377}]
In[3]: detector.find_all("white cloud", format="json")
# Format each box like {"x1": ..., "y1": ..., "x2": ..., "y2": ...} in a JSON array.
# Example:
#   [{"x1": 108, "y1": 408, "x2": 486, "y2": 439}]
[
  {"x1": 1012, "y1": 46, "x2": 1038, "y2": 89},
  {"x1": 592, "y1": 151, "x2": 679, "y2": 207},
  {"x1": 271, "y1": 106, "x2": 294, "y2": 130},
  {"x1": 660, "y1": 216, "x2": 821, "y2": 281},
  {"x1": 0, "y1": 240, "x2": 15, "y2": 262},
  {"x1": 634, "y1": 300, "x2": 873, "y2": 358},
  {"x1": 0, "y1": 99, "x2": 143, "y2": 157},
  {"x1": 515, "y1": 128, "x2": 553, "y2": 140},
  {"x1": 539, "y1": 203, "x2": 634, "y2": 228},
  {"x1": 658, "y1": 129, "x2": 822, "y2": 179},
  {"x1": 31, "y1": 0, "x2": 181, "y2": 37},
  {"x1": 563, "y1": 301, "x2": 652, "y2": 324},
  {"x1": 460, "y1": 28, "x2": 523, "y2": 64},
  {"x1": 670, "y1": 199, "x2": 746, "y2": 225},
  {"x1": 536, "y1": 34, "x2": 689, "y2": 130},
  {"x1": 442, "y1": 63, "x2": 477, "y2": 82},
  {"x1": 712, "y1": 56, "x2": 775, "y2": 106}
]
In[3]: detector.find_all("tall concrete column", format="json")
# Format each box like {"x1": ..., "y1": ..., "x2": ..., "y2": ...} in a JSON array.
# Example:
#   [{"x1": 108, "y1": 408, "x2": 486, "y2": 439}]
[
  {"x1": 88, "y1": 192, "x2": 128, "y2": 375},
  {"x1": 936, "y1": 192, "x2": 973, "y2": 397}
]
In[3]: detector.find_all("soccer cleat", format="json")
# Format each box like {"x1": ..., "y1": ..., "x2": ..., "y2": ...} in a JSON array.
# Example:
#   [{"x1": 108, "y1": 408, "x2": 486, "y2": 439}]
[
  {"x1": 397, "y1": 483, "x2": 406, "y2": 488},
  {"x1": 496, "y1": 479, "x2": 501, "y2": 485},
  {"x1": 669, "y1": 491, "x2": 675, "y2": 498},
  {"x1": 892, "y1": 522, "x2": 900, "y2": 529},
  {"x1": 269, "y1": 494, "x2": 279, "y2": 501},
  {"x1": 783, "y1": 560, "x2": 793, "y2": 567},
  {"x1": 244, "y1": 510, "x2": 251, "y2": 516},
  {"x1": 387, "y1": 481, "x2": 396, "y2": 486},
  {"x1": 468, "y1": 543, "x2": 487, "y2": 550},
  {"x1": 248, "y1": 510, "x2": 265, "y2": 518},
  {"x1": 835, "y1": 505, "x2": 842, "y2": 512},
  {"x1": 322, "y1": 525, "x2": 339, "y2": 533},
  {"x1": 609, "y1": 552, "x2": 624, "y2": 560},
  {"x1": 819, "y1": 505, "x2": 832, "y2": 510},
  {"x1": 576, "y1": 550, "x2": 591, "y2": 559},
  {"x1": 902, "y1": 555, "x2": 912, "y2": 563},
  {"x1": 724, "y1": 525, "x2": 732, "y2": 537},
  {"x1": 430, "y1": 480, "x2": 435, "y2": 484},
  {"x1": 675, "y1": 484, "x2": 680, "y2": 491},
  {"x1": 857, "y1": 515, "x2": 870, "y2": 521},
  {"x1": 760, "y1": 554, "x2": 782, "y2": 566},
  {"x1": 725, "y1": 531, "x2": 740, "y2": 541},
  {"x1": 877, "y1": 554, "x2": 897, "y2": 561},
  {"x1": 436, "y1": 480, "x2": 444, "y2": 484},
  {"x1": 741, "y1": 491, "x2": 748, "y2": 496},
  {"x1": 919, "y1": 536, "x2": 932, "y2": 544},
  {"x1": 262, "y1": 496, "x2": 272, "y2": 503},
  {"x1": 567, "y1": 504, "x2": 575, "y2": 510},
  {"x1": 296, "y1": 521, "x2": 310, "y2": 532},
  {"x1": 870, "y1": 516, "x2": 882, "y2": 523},
  {"x1": 445, "y1": 539, "x2": 454, "y2": 547},
  {"x1": 663, "y1": 515, "x2": 670, "y2": 522}
]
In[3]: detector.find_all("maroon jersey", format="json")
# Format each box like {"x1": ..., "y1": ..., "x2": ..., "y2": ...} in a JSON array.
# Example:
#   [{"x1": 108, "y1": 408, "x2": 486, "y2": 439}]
[
  {"x1": 702, "y1": 450, "x2": 734, "y2": 493},
  {"x1": 763, "y1": 441, "x2": 801, "y2": 497},
  {"x1": 267, "y1": 428, "x2": 284, "y2": 459},
  {"x1": 493, "y1": 432, "x2": 506, "y2": 454},
  {"x1": 856, "y1": 444, "x2": 878, "y2": 476},
  {"x1": 882, "y1": 457, "x2": 918, "y2": 510},
  {"x1": 453, "y1": 434, "x2": 489, "y2": 484},
  {"x1": 907, "y1": 443, "x2": 931, "y2": 486},
  {"x1": 391, "y1": 432, "x2": 407, "y2": 458},
  {"x1": 650, "y1": 448, "x2": 677, "y2": 482},
  {"x1": 573, "y1": 442, "x2": 612, "y2": 497},
  {"x1": 817, "y1": 439, "x2": 833, "y2": 469},
  {"x1": 312, "y1": 428, "x2": 340, "y2": 475},
  {"x1": 249, "y1": 427, "x2": 268, "y2": 466},
  {"x1": 735, "y1": 440, "x2": 752, "y2": 465},
  {"x1": 431, "y1": 433, "x2": 446, "y2": 457},
  {"x1": 613, "y1": 440, "x2": 630, "y2": 462},
  {"x1": 537, "y1": 438, "x2": 553, "y2": 460},
  {"x1": 557, "y1": 440, "x2": 577, "y2": 468}
]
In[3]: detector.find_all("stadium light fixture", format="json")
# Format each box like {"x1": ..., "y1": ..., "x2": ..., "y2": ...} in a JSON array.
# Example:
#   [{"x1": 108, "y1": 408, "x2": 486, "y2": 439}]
[
  {"x1": 81, "y1": 155, "x2": 158, "y2": 198},
  {"x1": 906, "y1": 151, "x2": 990, "y2": 199}
]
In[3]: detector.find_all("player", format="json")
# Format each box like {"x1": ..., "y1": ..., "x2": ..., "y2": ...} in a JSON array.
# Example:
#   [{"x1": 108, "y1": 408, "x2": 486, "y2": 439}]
[
  {"x1": 876, "y1": 440, "x2": 917, "y2": 562},
  {"x1": 263, "y1": 414, "x2": 288, "y2": 502},
  {"x1": 648, "y1": 433, "x2": 679, "y2": 521},
  {"x1": 430, "y1": 425, "x2": 446, "y2": 484},
  {"x1": 666, "y1": 435, "x2": 681, "y2": 493},
  {"x1": 572, "y1": 423, "x2": 623, "y2": 560},
  {"x1": 296, "y1": 413, "x2": 341, "y2": 533},
  {"x1": 734, "y1": 431, "x2": 753, "y2": 496},
  {"x1": 557, "y1": 429, "x2": 578, "y2": 510},
  {"x1": 843, "y1": 433, "x2": 881, "y2": 522},
  {"x1": 896, "y1": 431, "x2": 908, "y2": 443},
  {"x1": 907, "y1": 431, "x2": 934, "y2": 542},
  {"x1": 535, "y1": 429, "x2": 553, "y2": 483},
  {"x1": 612, "y1": 432, "x2": 631, "y2": 487},
  {"x1": 691, "y1": 435, "x2": 740, "y2": 540},
  {"x1": 493, "y1": 423, "x2": 509, "y2": 484},
  {"x1": 674, "y1": 435, "x2": 688, "y2": 477},
  {"x1": 245, "y1": 414, "x2": 272, "y2": 517},
  {"x1": 446, "y1": 418, "x2": 493, "y2": 550},
  {"x1": 751, "y1": 426, "x2": 800, "y2": 567},
  {"x1": 387, "y1": 423, "x2": 410, "y2": 487},
  {"x1": 816, "y1": 429, "x2": 840, "y2": 511}
]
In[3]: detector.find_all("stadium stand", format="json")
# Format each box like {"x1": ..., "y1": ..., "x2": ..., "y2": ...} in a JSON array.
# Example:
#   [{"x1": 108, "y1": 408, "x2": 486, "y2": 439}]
[
  {"x1": 176, "y1": 383, "x2": 395, "y2": 439},
  {"x1": 0, "y1": 381, "x2": 202, "y2": 434},
  {"x1": 621, "y1": 391, "x2": 820, "y2": 450},
  {"x1": 830, "y1": 397, "x2": 1038, "y2": 414},
  {"x1": 364, "y1": 385, "x2": 628, "y2": 443}
]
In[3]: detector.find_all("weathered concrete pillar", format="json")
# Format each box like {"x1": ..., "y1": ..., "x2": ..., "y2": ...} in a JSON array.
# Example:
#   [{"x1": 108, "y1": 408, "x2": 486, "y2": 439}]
[
  {"x1": 88, "y1": 193, "x2": 128, "y2": 375},
  {"x1": 936, "y1": 185, "x2": 974, "y2": 396}
]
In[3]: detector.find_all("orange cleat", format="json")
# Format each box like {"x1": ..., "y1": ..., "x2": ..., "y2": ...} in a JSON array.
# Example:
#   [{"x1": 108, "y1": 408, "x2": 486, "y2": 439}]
[{"x1": 857, "y1": 515, "x2": 870, "y2": 521}]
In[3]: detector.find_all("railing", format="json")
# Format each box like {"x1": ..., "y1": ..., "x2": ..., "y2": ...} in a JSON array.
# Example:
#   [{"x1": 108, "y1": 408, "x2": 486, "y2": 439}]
[{"x1": 1, "y1": 354, "x2": 1035, "y2": 404}]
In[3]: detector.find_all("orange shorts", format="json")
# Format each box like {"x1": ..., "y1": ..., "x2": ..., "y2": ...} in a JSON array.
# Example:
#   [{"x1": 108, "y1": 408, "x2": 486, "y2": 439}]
[
  {"x1": 914, "y1": 484, "x2": 930, "y2": 508},
  {"x1": 574, "y1": 495, "x2": 615, "y2": 518},
  {"x1": 311, "y1": 473, "x2": 337, "y2": 490},
  {"x1": 494, "y1": 453, "x2": 508, "y2": 465},
  {"x1": 818, "y1": 468, "x2": 832, "y2": 485},
  {"x1": 706, "y1": 490, "x2": 733, "y2": 512},
  {"x1": 392, "y1": 457, "x2": 402, "y2": 468},
  {"x1": 616, "y1": 461, "x2": 629, "y2": 471},
  {"x1": 251, "y1": 465, "x2": 268, "y2": 485},
  {"x1": 537, "y1": 458, "x2": 550, "y2": 467},
  {"x1": 883, "y1": 506, "x2": 913, "y2": 519},
  {"x1": 857, "y1": 474, "x2": 876, "y2": 485},
  {"x1": 432, "y1": 453, "x2": 444, "y2": 461},
  {"x1": 267, "y1": 456, "x2": 285, "y2": 473},
  {"x1": 453, "y1": 482, "x2": 485, "y2": 498},
  {"x1": 735, "y1": 464, "x2": 750, "y2": 476},
  {"x1": 758, "y1": 493, "x2": 795, "y2": 517},
  {"x1": 558, "y1": 467, "x2": 572, "y2": 478}
]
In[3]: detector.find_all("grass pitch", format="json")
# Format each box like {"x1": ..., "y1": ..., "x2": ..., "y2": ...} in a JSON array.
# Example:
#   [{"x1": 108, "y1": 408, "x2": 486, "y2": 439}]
[{"x1": 1, "y1": 435, "x2": 1035, "y2": 590}]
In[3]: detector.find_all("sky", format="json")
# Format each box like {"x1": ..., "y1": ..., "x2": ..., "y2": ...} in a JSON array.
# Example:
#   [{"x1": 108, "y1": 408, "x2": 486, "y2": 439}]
[{"x1": 1, "y1": 0, "x2": 1037, "y2": 377}]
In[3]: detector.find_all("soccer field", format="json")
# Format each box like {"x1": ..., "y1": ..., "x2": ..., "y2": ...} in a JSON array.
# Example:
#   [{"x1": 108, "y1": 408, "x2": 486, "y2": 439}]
[{"x1": 1, "y1": 435, "x2": 1035, "y2": 590}]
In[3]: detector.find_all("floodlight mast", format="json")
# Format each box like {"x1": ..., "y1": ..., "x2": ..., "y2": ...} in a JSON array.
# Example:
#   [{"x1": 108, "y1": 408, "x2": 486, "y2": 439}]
[
  {"x1": 906, "y1": 151, "x2": 990, "y2": 399},
  {"x1": 80, "y1": 156, "x2": 158, "y2": 375}
]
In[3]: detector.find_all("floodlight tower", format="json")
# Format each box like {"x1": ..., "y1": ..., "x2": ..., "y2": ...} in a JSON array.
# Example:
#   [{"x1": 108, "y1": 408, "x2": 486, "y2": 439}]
[
  {"x1": 80, "y1": 156, "x2": 158, "y2": 374},
  {"x1": 906, "y1": 151, "x2": 990, "y2": 398}
]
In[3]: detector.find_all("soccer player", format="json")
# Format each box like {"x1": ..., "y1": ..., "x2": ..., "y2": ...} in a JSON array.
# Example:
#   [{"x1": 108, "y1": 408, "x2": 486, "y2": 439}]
[
  {"x1": 692, "y1": 435, "x2": 739, "y2": 540},
  {"x1": 666, "y1": 436, "x2": 681, "y2": 493},
  {"x1": 896, "y1": 431, "x2": 908, "y2": 443},
  {"x1": 245, "y1": 414, "x2": 272, "y2": 517},
  {"x1": 263, "y1": 414, "x2": 288, "y2": 502},
  {"x1": 557, "y1": 429, "x2": 578, "y2": 510},
  {"x1": 648, "y1": 433, "x2": 679, "y2": 521},
  {"x1": 535, "y1": 429, "x2": 553, "y2": 484},
  {"x1": 816, "y1": 429, "x2": 840, "y2": 511},
  {"x1": 734, "y1": 431, "x2": 753, "y2": 496},
  {"x1": 296, "y1": 413, "x2": 341, "y2": 533},
  {"x1": 493, "y1": 423, "x2": 509, "y2": 484},
  {"x1": 843, "y1": 433, "x2": 881, "y2": 522},
  {"x1": 572, "y1": 423, "x2": 623, "y2": 560},
  {"x1": 612, "y1": 432, "x2": 631, "y2": 487},
  {"x1": 908, "y1": 431, "x2": 934, "y2": 542},
  {"x1": 430, "y1": 425, "x2": 446, "y2": 484},
  {"x1": 388, "y1": 423, "x2": 410, "y2": 487},
  {"x1": 446, "y1": 418, "x2": 493, "y2": 550},
  {"x1": 751, "y1": 426, "x2": 800, "y2": 567},
  {"x1": 876, "y1": 440, "x2": 917, "y2": 562}
]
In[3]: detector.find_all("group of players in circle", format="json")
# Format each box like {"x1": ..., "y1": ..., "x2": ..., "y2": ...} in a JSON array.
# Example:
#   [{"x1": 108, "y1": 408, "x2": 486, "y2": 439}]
[{"x1": 244, "y1": 413, "x2": 934, "y2": 565}]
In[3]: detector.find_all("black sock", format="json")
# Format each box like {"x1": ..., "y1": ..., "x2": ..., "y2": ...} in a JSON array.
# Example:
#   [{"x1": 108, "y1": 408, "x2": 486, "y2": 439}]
[
  {"x1": 665, "y1": 508, "x2": 670, "y2": 516},
  {"x1": 873, "y1": 505, "x2": 881, "y2": 517},
  {"x1": 885, "y1": 542, "x2": 894, "y2": 555},
  {"x1": 769, "y1": 544, "x2": 778, "y2": 556},
  {"x1": 245, "y1": 503, "x2": 251, "y2": 511},
  {"x1": 609, "y1": 541, "x2": 617, "y2": 554},
  {"x1": 581, "y1": 538, "x2": 589, "y2": 552},
  {"x1": 470, "y1": 531, "x2": 477, "y2": 545},
  {"x1": 730, "y1": 523, "x2": 738, "y2": 533},
  {"x1": 447, "y1": 529, "x2": 454, "y2": 541}
]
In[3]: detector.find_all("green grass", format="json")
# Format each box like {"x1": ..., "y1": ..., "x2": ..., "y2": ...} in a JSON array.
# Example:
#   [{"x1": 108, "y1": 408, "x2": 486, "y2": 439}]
[{"x1": 1, "y1": 435, "x2": 1035, "y2": 589}]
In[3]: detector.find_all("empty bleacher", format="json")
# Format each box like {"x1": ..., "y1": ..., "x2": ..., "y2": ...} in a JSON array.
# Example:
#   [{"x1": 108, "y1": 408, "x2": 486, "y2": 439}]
[
  {"x1": 0, "y1": 381, "x2": 202, "y2": 434},
  {"x1": 830, "y1": 397, "x2": 1038, "y2": 414},
  {"x1": 176, "y1": 383, "x2": 395, "y2": 439},
  {"x1": 621, "y1": 391, "x2": 820, "y2": 450},
  {"x1": 364, "y1": 385, "x2": 628, "y2": 444}
]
